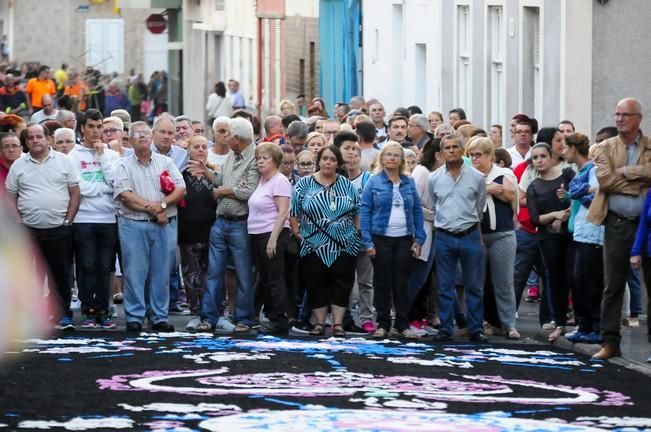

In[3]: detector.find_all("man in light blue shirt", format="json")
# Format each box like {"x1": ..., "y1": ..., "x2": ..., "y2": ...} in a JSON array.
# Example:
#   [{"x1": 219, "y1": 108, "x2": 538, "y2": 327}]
[{"x1": 428, "y1": 134, "x2": 487, "y2": 343}]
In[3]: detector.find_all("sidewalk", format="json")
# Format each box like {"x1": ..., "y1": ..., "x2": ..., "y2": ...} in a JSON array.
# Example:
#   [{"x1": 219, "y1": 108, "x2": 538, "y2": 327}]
[{"x1": 515, "y1": 301, "x2": 651, "y2": 376}]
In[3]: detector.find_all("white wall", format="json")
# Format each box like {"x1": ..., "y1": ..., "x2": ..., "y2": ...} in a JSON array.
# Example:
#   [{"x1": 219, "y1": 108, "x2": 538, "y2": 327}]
[
  {"x1": 223, "y1": 0, "x2": 257, "y2": 107},
  {"x1": 362, "y1": 0, "x2": 443, "y2": 115},
  {"x1": 361, "y1": 0, "x2": 591, "y2": 133}
]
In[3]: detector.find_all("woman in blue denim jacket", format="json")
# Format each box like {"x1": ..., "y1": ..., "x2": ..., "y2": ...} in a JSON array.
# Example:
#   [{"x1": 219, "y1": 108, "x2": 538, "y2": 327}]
[{"x1": 360, "y1": 142, "x2": 426, "y2": 339}]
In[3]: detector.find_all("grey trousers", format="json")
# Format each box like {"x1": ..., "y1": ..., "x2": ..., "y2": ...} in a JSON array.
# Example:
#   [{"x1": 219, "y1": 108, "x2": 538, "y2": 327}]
[
  {"x1": 350, "y1": 254, "x2": 375, "y2": 323},
  {"x1": 481, "y1": 231, "x2": 518, "y2": 329}
]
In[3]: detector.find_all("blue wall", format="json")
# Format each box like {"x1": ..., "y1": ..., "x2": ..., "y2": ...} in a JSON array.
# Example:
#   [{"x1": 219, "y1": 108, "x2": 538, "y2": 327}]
[{"x1": 319, "y1": 0, "x2": 361, "y2": 114}]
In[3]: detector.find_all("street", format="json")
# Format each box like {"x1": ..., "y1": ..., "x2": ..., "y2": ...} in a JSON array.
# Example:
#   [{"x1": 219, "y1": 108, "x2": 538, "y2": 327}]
[{"x1": 0, "y1": 304, "x2": 649, "y2": 432}]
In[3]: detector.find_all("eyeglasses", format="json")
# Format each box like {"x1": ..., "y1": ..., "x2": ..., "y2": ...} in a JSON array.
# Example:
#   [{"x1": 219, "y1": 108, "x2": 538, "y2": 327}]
[
  {"x1": 614, "y1": 112, "x2": 641, "y2": 118},
  {"x1": 514, "y1": 130, "x2": 532, "y2": 135},
  {"x1": 281, "y1": 160, "x2": 295, "y2": 166},
  {"x1": 103, "y1": 128, "x2": 120, "y2": 134},
  {"x1": 297, "y1": 162, "x2": 314, "y2": 167},
  {"x1": 132, "y1": 130, "x2": 151, "y2": 138},
  {"x1": 1, "y1": 144, "x2": 20, "y2": 150},
  {"x1": 55, "y1": 140, "x2": 75, "y2": 145},
  {"x1": 469, "y1": 152, "x2": 485, "y2": 159}
]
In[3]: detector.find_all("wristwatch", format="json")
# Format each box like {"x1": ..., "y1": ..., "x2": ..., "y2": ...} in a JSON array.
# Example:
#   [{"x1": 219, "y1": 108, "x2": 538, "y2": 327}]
[
  {"x1": 160, "y1": 202, "x2": 168, "y2": 210},
  {"x1": 63, "y1": 219, "x2": 72, "y2": 226}
]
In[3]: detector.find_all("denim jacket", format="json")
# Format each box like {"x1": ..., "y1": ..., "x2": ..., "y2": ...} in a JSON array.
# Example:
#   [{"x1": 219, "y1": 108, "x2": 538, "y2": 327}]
[{"x1": 360, "y1": 171, "x2": 426, "y2": 249}]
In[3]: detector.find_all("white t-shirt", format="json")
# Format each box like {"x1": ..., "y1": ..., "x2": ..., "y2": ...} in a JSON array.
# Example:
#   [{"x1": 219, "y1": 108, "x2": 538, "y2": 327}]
[
  {"x1": 507, "y1": 146, "x2": 531, "y2": 168},
  {"x1": 208, "y1": 150, "x2": 231, "y2": 172},
  {"x1": 247, "y1": 172, "x2": 292, "y2": 234},
  {"x1": 360, "y1": 147, "x2": 379, "y2": 172},
  {"x1": 386, "y1": 183, "x2": 408, "y2": 237}
]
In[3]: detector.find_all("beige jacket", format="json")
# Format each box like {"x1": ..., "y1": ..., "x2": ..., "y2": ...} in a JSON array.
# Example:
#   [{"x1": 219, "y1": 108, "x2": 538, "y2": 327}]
[{"x1": 587, "y1": 132, "x2": 651, "y2": 224}]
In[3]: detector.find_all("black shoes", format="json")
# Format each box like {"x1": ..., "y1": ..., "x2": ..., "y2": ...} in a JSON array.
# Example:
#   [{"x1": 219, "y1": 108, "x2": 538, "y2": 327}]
[
  {"x1": 431, "y1": 332, "x2": 453, "y2": 342},
  {"x1": 343, "y1": 323, "x2": 368, "y2": 336},
  {"x1": 151, "y1": 321, "x2": 175, "y2": 332},
  {"x1": 470, "y1": 332, "x2": 489, "y2": 343},
  {"x1": 258, "y1": 322, "x2": 288, "y2": 335},
  {"x1": 126, "y1": 322, "x2": 142, "y2": 332}
]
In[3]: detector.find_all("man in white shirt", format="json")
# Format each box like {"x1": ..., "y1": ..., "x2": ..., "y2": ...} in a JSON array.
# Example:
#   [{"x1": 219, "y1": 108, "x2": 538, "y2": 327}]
[
  {"x1": 30, "y1": 94, "x2": 58, "y2": 124},
  {"x1": 5, "y1": 123, "x2": 80, "y2": 330},
  {"x1": 68, "y1": 109, "x2": 120, "y2": 329}
]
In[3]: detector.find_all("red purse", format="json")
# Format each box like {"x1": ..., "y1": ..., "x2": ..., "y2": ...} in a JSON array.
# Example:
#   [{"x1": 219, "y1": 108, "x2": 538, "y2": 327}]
[{"x1": 160, "y1": 170, "x2": 185, "y2": 208}]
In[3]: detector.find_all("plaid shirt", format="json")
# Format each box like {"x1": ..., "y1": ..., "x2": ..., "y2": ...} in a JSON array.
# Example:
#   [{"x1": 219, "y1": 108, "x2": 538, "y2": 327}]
[{"x1": 212, "y1": 142, "x2": 259, "y2": 217}]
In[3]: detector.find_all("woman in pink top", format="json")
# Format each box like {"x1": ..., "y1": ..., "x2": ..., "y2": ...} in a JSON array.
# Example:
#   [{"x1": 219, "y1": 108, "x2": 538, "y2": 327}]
[{"x1": 248, "y1": 143, "x2": 292, "y2": 335}]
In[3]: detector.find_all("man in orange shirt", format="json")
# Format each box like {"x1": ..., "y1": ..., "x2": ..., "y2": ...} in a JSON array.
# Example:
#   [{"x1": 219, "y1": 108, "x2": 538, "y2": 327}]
[{"x1": 25, "y1": 65, "x2": 55, "y2": 113}]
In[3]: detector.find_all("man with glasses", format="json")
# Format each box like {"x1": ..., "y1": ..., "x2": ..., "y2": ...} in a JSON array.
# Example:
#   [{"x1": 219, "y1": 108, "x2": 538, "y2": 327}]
[
  {"x1": 507, "y1": 121, "x2": 534, "y2": 167},
  {"x1": 286, "y1": 120, "x2": 308, "y2": 154},
  {"x1": 101, "y1": 116, "x2": 129, "y2": 156},
  {"x1": 588, "y1": 97, "x2": 651, "y2": 359},
  {"x1": 68, "y1": 109, "x2": 121, "y2": 329},
  {"x1": 322, "y1": 119, "x2": 340, "y2": 145},
  {"x1": 113, "y1": 121, "x2": 186, "y2": 332}
]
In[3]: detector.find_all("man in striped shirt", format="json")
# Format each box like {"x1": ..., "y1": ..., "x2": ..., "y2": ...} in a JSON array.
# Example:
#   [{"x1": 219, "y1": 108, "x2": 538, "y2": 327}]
[{"x1": 113, "y1": 121, "x2": 186, "y2": 332}]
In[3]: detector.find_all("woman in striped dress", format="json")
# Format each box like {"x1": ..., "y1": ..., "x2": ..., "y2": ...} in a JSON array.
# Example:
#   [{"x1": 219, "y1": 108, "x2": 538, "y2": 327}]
[{"x1": 290, "y1": 145, "x2": 361, "y2": 337}]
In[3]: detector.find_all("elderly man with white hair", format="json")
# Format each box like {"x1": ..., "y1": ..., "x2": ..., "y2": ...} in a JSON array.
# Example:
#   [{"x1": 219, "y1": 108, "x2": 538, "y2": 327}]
[
  {"x1": 53, "y1": 128, "x2": 76, "y2": 154},
  {"x1": 208, "y1": 116, "x2": 232, "y2": 172},
  {"x1": 196, "y1": 117, "x2": 260, "y2": 333}
]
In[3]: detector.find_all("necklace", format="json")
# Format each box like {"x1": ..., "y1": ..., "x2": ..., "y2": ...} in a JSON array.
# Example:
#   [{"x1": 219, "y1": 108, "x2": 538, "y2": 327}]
[{"x1": 328, "y1": 184, "x2": 337, "y2": 211}]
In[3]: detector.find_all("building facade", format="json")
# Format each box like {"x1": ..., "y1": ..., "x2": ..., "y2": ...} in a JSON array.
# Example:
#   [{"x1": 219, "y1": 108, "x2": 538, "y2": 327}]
[
  {"x1": 362, "y1": 0, "x2": 651, "y2": 138},
  {"x1": 4, "y1": 0, "x2": 164, "y2": 77}
]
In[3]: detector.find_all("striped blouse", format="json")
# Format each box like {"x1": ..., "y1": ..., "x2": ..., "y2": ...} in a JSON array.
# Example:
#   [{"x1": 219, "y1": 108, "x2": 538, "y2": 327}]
[{"x1": 291, "y1": 174, "x2": 360, "y2": 267}]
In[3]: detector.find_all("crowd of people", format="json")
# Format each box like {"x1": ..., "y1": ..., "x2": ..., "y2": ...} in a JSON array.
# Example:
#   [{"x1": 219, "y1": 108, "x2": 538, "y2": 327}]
[{"x1": 0, "y1": 73, "x2": 649, "y2": 362}]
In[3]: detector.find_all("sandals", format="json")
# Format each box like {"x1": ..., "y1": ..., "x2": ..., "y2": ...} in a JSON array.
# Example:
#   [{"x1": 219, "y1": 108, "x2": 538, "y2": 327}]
[
  {"x1": 332, "y1": 324, "x2": 346, "y2": 337},
  {"x1": 548, "y1": 326, "x2": 565, "y2": 342},
  {"x1": 309, "y1": 323, "x2": 326, "y2": 336}
]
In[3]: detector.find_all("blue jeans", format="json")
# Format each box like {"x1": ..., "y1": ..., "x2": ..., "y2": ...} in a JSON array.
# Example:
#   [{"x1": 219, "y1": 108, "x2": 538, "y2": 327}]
[
  {"x1": 203, "y1": 218, "x2": 255, "y2": 326},
  {"x1": 627, "y1": 266, "x2": 643, "y2": 316},
  {"x1": 167, "y1": 218, "x2": 182, "y2": 307},
  {"x1": 435, "y1": 227, "x2": 484, "y2": 336},
  {"x1": 118, "y1": 217, "x2": 173, "y2": 324},
  {"x1": 407, "y1": 236, "x2": 436, "y2": 309}
]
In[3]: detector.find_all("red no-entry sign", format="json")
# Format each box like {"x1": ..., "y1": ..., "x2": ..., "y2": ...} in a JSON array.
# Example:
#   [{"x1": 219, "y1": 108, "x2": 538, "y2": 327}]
[{"x1": 146, "y1": 14, "x2": 167, "y2": 34}]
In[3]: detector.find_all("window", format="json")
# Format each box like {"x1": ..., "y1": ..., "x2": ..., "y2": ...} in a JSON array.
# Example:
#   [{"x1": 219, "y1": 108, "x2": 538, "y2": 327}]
[
  {"x1": 488, "y1": 6, "x2": 504, "y2": 126},
  {"x1": 522, "y1": 6, "x2": 541, "y2": 120},
  {"x1": 85, "y1": 19, "x2": 124, "y2": 74},
  {"x1": 415, "y1": 43, "x2": 427, "y2": 110},
  {"x1": 457, "y1": 5, "x2": 471, "y2": 112},
  {"x1": 392, "y1": 4, "x2": 404, "y2": 85}
]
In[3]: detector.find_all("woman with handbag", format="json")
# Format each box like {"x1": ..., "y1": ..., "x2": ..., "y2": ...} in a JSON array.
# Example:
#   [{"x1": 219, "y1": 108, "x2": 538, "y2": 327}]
[{"x1": 290, "y1": 145, "x2": 360, "y2": 337}]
